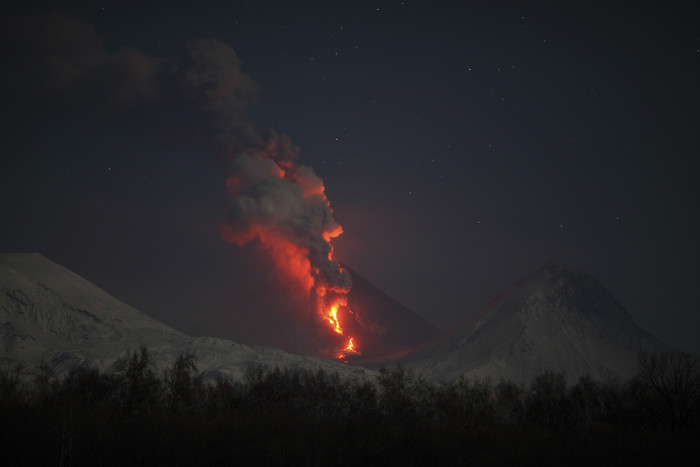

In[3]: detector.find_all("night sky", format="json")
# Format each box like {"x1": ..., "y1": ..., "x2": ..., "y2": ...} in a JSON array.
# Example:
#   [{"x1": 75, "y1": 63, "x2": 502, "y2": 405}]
[{"x1": 2, "y1": 1, "x2": 698, "y2": 356}]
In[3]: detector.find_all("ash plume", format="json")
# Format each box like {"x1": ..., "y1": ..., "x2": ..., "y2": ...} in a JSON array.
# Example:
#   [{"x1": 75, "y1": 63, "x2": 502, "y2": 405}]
[{"x1": 2, "y1": 11, "x2": 352, "y2": 349}]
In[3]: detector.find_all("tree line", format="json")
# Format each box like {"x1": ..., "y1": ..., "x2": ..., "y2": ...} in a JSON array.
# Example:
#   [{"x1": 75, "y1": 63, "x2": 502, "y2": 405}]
[{"x1": 1, "y1": 348, "x2": 698, "y2": 466}]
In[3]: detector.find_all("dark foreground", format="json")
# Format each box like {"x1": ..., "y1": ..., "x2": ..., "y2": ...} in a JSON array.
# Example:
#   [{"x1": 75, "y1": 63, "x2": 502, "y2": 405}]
[{"x1": 2, "y1": 348, "x2": 699, "y2": 466}]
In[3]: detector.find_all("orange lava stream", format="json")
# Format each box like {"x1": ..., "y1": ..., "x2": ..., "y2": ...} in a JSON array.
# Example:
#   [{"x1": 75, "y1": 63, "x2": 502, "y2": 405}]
[
  {"x1": 327, "y1": 305, "x2": 342, "y2": 335},
  {"x1": 324, "y1": 302, "x2": 358, "y2": 359}
]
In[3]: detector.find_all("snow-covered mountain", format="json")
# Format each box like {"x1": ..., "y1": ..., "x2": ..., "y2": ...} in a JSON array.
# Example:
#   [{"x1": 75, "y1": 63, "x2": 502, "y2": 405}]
[
  {"x1": 399, "y1": 264, "x2": 665, "y2": 385},
  {"x1": 0, "y1": 253, "x2": 373, "y2": 381},
  {"x1": 1, "y1": 254, "x2": 668, "y2": 386}
]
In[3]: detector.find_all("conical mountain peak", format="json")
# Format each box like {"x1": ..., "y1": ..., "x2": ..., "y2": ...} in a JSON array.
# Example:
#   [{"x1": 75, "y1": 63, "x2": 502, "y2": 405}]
[{"x1": 399, "y1": 264, "x2": 664, "y2": 385}]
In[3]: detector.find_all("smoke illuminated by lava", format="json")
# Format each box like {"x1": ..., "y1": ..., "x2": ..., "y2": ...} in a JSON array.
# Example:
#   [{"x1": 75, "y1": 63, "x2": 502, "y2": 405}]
[
  {"x1": 220, "y1": 154, "x2": 359, "y2": 359},
  {"x1": 3, "y1": 11, "x2": 360, "y2": 359}
]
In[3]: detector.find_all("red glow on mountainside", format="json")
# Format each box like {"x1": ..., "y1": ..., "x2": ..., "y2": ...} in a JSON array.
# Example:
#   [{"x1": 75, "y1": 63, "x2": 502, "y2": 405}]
[
  {"x1": 220, "y1": 154, "x2": 359, "y2": 360},
  {"x1": 220, "y1": 224, "x2": 315, "y2": 294}
]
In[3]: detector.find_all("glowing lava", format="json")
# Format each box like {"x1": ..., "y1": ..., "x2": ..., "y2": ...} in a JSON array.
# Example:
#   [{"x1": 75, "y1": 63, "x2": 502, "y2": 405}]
[
  {"x1": 322, "y1": 301, "x2": 358, "y2": 359},
  {"x1": 327, "y1": 304, "x2": 342, "y2": 335}
]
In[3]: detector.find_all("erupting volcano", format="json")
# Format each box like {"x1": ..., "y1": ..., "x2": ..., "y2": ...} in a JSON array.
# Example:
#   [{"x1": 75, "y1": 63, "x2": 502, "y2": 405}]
[
  {"x1": 168, "y1": 34, "x2": 366, "y2": 359},
  {"x1": 160, "y1": 36, "x2": 362, "y2": 359},
  {"x1": 219, "y1": 152, "x2": 360, "y2": 359},
  {"x1": 0, "y1": 10, "x2": 444, "y2": 361}
]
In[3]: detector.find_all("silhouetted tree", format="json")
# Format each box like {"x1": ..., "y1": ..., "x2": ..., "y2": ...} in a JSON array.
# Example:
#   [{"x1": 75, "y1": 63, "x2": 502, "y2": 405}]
[
  {"x1": 432, "y1": 376, "x2": 494, "y2": 430},
  {"x1": 637, "y1": 350, "x2": 700, "y2": 430},
  {"x1": 494, "y1": 380, "x2": 526, "y2": 426},
  {"x1": 526, "y1": 371, "x2": 573, "y2": 431},
  {"x1": 569, "y1": 375, "x2": 604, "y2": 427},
  {"x1": 30, "y1": 361, "x2": 57, "y2": 404},
  {"x1": 377, "y1": 366, "x2": 421, "y2": 421},
  {"x1": 349, "y1": 378, "x2": 377, "y2": 420},
  {"x1": 164, "y1": 350, "x2": 201, "y2": 411},
  {"x1": 204, "y1": 376, "x2": 243, "y2": 419},
  {"x1": 113, "y1": 346, "x2": 159, "y2": 412},
  {"x1": 0, "y1": 362, "x2": 25, "y2": 406}
]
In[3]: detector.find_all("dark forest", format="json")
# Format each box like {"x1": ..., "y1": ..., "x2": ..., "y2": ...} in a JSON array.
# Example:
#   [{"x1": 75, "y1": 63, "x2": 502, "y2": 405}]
[{"x1": 2, "y1": 348, "x2": 698, "y2": 466}]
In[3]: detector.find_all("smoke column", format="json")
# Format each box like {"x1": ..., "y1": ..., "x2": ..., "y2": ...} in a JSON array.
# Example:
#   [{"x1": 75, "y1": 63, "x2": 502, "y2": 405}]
[
  {"x1": 2, "y1": 12, "x2": 357, "y2": 357},
  {"x1": 220, "y1": 154, "x2": 356, "y2": 357}
]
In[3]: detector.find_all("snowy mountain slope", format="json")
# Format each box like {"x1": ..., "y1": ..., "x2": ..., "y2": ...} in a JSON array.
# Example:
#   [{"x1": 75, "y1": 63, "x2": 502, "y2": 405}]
[
  {"x1": 399, "y1": 264, "x2": 665, "y2": 385},
  {"x1": 0, "y1": 253, "x2": 373, "y2": 381}
]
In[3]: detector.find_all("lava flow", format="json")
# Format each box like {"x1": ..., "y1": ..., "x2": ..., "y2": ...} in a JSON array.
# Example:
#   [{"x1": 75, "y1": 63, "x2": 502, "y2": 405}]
[
  {"x1": 321, "y1": 297, "x2": 359, "y2": 359},
  {"x1": 327, "y1": 304, "x2": 342, "y2": 335}
]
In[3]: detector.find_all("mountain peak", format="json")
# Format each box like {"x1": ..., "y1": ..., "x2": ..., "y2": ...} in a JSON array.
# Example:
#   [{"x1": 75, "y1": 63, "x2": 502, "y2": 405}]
[
  {"x1": 480, "y1": 263, "x2": 633, "y2": 324},
  {"x1": 399, "y1": 264, "x2": 665, "y2": 384},
  {"x1": 1, "y1": 253, "x2": 183, "y2": 367}
]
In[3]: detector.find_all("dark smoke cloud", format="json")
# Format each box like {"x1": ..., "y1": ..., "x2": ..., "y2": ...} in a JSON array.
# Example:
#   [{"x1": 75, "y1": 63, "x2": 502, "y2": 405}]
[
  {"x1": 2, "y1": 12, "x2": 107, "y2": 94},
  {"x1": 2, "y1": 12, "x2": 163, "y2": 117},
  {"x1": 1, "y1": 11, "x2": 297, "y2": 161}
]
